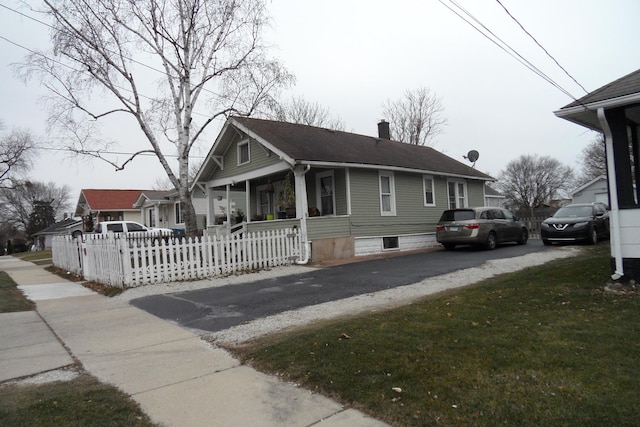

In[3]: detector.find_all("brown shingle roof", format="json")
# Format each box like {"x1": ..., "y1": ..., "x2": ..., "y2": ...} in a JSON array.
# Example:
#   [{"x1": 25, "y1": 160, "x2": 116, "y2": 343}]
[
  {"x1": 561, "y1": 68, "x2": 640, "y2": 109},
  {"x1": 231, "y1": 117, "x2": 493, "y2": 180},
  {"x1": 81, "y1": 189, "x2": 147, "y2": 210}
]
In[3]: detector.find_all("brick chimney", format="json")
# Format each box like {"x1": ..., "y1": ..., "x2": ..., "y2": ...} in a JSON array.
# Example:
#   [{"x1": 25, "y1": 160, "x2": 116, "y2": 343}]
[{"x1": 377, "y1": 120, "x2": 390, "y2": 140}]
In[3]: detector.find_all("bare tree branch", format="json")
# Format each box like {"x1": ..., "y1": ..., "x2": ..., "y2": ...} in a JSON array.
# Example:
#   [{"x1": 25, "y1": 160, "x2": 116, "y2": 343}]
[
  {"x1": 497, "y1": 154, "x2": 575, "y2": 209},
  {"x1": 382, "y1": 87, "x2": 447, "y2": 146},
  {"x1": 18, "y1": 0, "x2": 294, "y2": 234}
]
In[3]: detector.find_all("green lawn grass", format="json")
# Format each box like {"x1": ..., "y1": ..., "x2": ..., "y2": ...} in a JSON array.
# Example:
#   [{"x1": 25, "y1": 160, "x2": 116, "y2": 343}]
[
  {"x1": 237, "y1": 244, "x2": 640, "y2": 426},
  {"x1": 0, "y1": 374, "x2": 156, "y2": 427},
  {"x1": 0, "y1": 271, "x2": 35, "y2": 312},
  {"x1": 13, "y1": 250, "x2": 53, "y2": 265}
]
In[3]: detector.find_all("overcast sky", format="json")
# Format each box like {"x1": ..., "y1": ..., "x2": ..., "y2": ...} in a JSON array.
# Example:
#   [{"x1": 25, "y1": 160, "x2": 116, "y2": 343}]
[{"x1": 2, "y1": 0, "x2": 640, "y2": 208}]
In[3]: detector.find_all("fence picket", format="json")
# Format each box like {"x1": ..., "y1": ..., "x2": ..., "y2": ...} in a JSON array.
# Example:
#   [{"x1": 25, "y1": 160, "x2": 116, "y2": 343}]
[{"x1": 51, "y1": 228, "x2": 302, "y2": 288}]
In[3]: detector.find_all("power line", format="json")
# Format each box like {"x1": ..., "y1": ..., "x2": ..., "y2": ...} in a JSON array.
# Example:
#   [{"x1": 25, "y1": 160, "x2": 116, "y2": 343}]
[
  {"x1": 438, "y1": 0, "x2": 583, "y2": 103},
  {"x1": 0, "y1": 2, "x2": 227, "y2": 120},
  {"x1": 494, "y1": 0, "x2": 589, "y2": 94}
]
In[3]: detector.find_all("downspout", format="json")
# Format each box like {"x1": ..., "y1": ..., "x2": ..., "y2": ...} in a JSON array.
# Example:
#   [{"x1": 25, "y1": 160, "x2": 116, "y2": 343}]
[
  {"x1": 295, "y1": 164, "x2": 312, "y2": 264},
  {"x1": 597, "y1": 107, "x2": 624, "y2": 280}
]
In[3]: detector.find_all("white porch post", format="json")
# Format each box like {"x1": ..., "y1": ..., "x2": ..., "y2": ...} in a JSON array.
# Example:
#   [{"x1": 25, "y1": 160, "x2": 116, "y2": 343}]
[
  {"x1": 225, "y1": 184, "x2": 231, "y2": 224},
  {"x1": 294, "y1": 165, "x2": 311, "y2": 263},
  {"x1": 598, "y1": 107, "x2": 624, "y2": 280},
  {"x1": 206, "y1": 185, "x2": 215, "y2": 229},
  {"x1": 245, "y1": 179, "x2": 251, "y2": 222}
]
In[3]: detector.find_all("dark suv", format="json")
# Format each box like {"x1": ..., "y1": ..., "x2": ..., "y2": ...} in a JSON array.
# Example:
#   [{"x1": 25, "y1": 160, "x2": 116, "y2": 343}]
[{"x1": 541, "y1": 202, "x2": 609, "y2": 245}]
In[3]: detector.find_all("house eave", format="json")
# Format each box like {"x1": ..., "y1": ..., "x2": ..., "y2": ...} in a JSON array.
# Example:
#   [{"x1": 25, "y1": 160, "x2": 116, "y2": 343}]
[
  {"x1": 554, "y1": 92, "x2": 640, "y2": 131},
  {"x1": 299, "y1": 160, "x2": 494, "y2": 181}
]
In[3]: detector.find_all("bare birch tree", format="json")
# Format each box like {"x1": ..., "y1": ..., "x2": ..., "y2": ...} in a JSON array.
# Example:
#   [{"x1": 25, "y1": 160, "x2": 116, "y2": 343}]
[
  {"x1": 20, "y1": 0, "x2": 293, "y2": 234},
  {"x1": 382, "y1": 87, "x2": 447, "y2": 146}
]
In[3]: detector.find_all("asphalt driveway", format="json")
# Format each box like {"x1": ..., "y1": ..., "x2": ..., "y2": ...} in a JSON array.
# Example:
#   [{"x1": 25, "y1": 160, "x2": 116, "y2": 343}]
[{"x1": 131, "y1": 240, "x2": 549, "y2": 333}]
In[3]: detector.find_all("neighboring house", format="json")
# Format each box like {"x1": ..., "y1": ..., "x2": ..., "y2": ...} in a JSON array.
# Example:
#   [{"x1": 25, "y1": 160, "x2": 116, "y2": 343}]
[
  {"x1": 32, "y1": 217, "x2": 83, "y2": 250},
  {"x1": 484, "y1": 185, "x2": 506, "y2": 207},
  {"x1": 571, "y1": 175, "x2": 609, "y2": 205},
  {"x1": 75, "y1": 189, "x2": 146, "y2": 230},
  {"x1": 133, "y1": 189, "x2": 210, "y2": 231},
  {"x1": 555, "y1": 67, "x2": 640, "y2": 283},
  {"x1": 194, "y1": 117, "x2": 494, "y2": 262}
]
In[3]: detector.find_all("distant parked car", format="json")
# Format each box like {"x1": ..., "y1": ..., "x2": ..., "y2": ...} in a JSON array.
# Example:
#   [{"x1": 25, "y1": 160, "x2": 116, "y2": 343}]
[
  {"x1": 93, "y1": 221, "x2": 174, "y2": 237},
  {"x1": 541, "y1": 202, "x2": 609, "y2": 245},
  {"x1": 436, "y1": 207, "x2": 528, "y2": 250}
]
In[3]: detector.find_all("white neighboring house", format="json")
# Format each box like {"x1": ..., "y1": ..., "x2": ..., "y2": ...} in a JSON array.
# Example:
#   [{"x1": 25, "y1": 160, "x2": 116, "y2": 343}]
[
  {"x1": 484, "y1": 185, "x2": 506, "y2": 208},
  {"x1": 571, "y1": 175, "x2": 609, "y2": 205},
  {"x1": 32, "y1": 217, "x2": 83, "y2": 250}
]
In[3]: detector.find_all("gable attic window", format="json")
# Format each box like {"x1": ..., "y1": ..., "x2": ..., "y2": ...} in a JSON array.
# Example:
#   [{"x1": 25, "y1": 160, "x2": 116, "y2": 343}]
[
  {"x1": 379, "y1": 171, "x2": 396, "y2": 216},
  {"x1": 237, "y1": 140, "x2": 250, "y2": 165}
]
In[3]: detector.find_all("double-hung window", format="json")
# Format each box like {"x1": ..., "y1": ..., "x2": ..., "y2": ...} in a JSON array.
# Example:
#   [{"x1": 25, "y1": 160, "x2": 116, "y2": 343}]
[
  {"x1": 379, "y1": 171, "x2": 396, "y2": 216},
  {"x1": 447, "y1": 180, "x2": 467, "y2": 209},
  {"x1": 175, "y1": 202, "x2": 184, "y2": 224},
  {"x1": 316, "y1": 171, "x2": 335, "y2": 215},
  {"x1": 423, "y1": 175, "x2": 435, "y2": 206},
  {"x1": 237, "y1": 140, "x2": 250, "y2": 165}
]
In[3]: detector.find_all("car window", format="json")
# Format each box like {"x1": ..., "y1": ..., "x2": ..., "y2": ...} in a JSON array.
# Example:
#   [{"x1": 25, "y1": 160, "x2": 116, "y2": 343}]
[
  {"x1": 491, "y1": 209, "x2": 505, "y2": 220},
  {"x1": 503, "y1": 210, "x2": 514, "y2": 221},
  {"x1": 480, "y1": 210, "x2": 490, "y2": 220},
  {"x1": 127, "y1": 222, "x2": 146, "y2": 232},
  {"x1": 554, "y1": 206, "x2": 593, "y2": 217},
  {"x1": 106, "y1": 223, "x2": 123, "y2": 232},
  {"x1": 440, "y1": 210, "x2": 475, "y2": 221}
]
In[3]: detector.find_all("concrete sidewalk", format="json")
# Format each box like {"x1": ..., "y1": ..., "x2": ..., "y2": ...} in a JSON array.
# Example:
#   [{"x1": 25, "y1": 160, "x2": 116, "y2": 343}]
[{"x1": 0, "y1": 256, "x2": 388, "y2": 427}]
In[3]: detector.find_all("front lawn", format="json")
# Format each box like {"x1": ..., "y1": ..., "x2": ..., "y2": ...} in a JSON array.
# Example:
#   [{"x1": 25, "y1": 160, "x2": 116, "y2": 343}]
[{"x1": 236, "y1": 244, "x2": 640, "y2": 426}]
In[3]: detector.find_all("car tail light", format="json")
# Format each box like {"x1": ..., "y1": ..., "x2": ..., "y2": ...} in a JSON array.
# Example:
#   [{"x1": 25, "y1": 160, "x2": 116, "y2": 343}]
[
  {"x1": 436, "y1": 225, "x2": 445, "y2": 231},
  {"x1": 464, "y1": 223, "x2": 480, "y2": 230}
]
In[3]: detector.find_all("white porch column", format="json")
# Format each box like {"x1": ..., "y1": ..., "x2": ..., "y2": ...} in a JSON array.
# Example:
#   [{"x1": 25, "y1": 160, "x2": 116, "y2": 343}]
[{"x1": 245, "y1": 179, "x2": 251, "y2": 222}]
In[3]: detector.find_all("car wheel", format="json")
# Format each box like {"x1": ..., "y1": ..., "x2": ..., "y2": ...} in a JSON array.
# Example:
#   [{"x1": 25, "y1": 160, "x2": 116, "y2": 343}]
[
  {"x1": 443, "y1": 243, "x2": 456, "y2": 250},
  {"x1": 517, "y1": 228, "x2": 528, "y2": 245},
  {"x1": 484, "y1": 232, "x2": 497, "y2": 250},
  {"x1": 589, "y1": 228, "x2": 598, "y2": 245},
  {"x1": 542, "y1": 239, "x2": 552, "y2": 246}
]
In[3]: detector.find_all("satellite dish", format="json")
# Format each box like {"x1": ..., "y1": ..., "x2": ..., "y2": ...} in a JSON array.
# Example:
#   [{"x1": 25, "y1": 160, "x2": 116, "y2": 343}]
[{"x1": 465, "y1": 150, "x2": 479, "y2": 163}]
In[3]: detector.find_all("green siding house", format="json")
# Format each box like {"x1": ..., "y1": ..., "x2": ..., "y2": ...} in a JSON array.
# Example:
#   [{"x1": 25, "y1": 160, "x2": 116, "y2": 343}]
[{"x1": 194, "y1": 117, "x2": 494, "y2": 262}]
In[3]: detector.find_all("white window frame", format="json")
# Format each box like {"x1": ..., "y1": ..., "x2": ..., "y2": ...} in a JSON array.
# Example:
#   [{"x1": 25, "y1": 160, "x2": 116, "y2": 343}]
[
  {"x1": 237, "y1": 140, "x2": 250, "y2": 165},
  {"x1": 175, "y1": 202, "x2": 184, "y2": 224},
  {"x1": 447, "y1": 180, "x2": 468, "y2": 209},
  {"x1": 315, "y1": 170, "x2": 336, "y2": 215},
  {"x1": 379, "y1": 171, "x2": 396, "y2": 216},
  {"x1": 423, "y1": 175, "x2": 436, "y2": 206}
]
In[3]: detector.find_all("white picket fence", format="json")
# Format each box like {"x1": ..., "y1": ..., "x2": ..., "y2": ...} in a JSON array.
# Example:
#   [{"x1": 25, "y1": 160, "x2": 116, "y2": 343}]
[{"x1": 52, "y1": 228, "x2": 304, "y2": 288}]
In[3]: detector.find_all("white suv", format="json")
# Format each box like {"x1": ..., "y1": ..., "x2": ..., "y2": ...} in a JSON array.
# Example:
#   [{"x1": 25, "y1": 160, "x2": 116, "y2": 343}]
[{"x1": 93, "y1": 221, "x2": 174, "y2": 236}]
